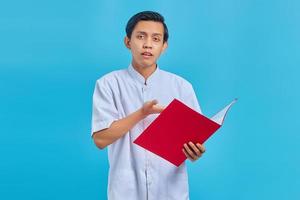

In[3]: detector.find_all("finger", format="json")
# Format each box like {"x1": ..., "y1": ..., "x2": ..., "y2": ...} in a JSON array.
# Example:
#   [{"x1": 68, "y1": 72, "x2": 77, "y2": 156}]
[
  {"x1": 182, "y1": 148, "x2": 194, "y2": 161},
  {"x1": 183, "y1": 143, "x2": 198, "y2": 160},
  {"x1": 149, "y1": 99, "x2": 158, "y2": 106},
  {"x1": 144, "y1": 100, "x2": 157, "y2": 109},
  {"x1": 153, "y1": 105, "x2": 165, "y2": 113},
  {"x1": 188, "y1": 142, "x2": 202, "y2": 157},
  {"x1": 196, "y1": 143, "x2": 206, "y2": 153}
]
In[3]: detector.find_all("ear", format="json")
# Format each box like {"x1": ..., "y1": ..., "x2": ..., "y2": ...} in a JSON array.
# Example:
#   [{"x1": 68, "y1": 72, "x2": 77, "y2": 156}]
[
  {"x1": 124, "y1": 36, "x2": 131, "y2": 49},
  {"x1": 161, "y1": 41, "x2": 168, "y2": 53}
]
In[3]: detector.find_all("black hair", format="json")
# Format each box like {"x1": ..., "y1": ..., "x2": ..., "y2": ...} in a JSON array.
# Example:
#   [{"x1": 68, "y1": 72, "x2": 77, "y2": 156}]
[{"x1": 125, "y1": 11, "x2": 169, "y2": 43}]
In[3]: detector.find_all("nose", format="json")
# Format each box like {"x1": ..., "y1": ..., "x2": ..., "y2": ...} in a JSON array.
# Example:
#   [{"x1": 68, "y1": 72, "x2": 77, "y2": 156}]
[{"x1": 143, "y1": 38, "x2": 153, "y2": 49}]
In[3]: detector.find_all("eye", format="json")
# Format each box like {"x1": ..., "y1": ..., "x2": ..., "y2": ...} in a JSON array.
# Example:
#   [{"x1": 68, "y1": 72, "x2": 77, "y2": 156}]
[
  {"x1": 137, "y1": 35, "x2": 144, "y2": 39},
  {"x1": 153, "y1": 37, "x2": 161, "y2": 42}
]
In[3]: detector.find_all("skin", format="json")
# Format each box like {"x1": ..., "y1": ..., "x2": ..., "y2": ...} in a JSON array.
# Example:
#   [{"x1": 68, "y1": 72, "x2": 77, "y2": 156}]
[
  {"x1": 93, "y1": 20, "x2": 205, "y2": 162},
  {"x1": 124, "y1": 21, "x2": 167, "y2": 79}
]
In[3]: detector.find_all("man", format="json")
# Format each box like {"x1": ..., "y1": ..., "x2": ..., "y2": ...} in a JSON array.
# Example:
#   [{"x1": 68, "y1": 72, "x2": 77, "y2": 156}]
[{"x1": 92, "y1": 11, "x2": 206, "y2": 200}]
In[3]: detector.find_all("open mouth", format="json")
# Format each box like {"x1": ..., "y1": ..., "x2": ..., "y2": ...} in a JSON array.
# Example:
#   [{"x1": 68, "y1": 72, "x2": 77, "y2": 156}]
[{"x1": 141, "y1": 52, "x2": 153, "y2": 57}]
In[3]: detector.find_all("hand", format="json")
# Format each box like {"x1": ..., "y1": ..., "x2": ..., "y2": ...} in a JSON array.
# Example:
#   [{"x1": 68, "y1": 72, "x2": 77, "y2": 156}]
[
  {"x1": 182, "y1": 142, "x2": 206, "y2": 162},
  {"x1": 141, "y1": 99, "x2": 165, "y2": 117}
]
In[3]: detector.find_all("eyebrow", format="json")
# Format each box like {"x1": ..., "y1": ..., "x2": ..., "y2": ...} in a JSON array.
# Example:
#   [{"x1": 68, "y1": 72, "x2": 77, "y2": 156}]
[{"x1": 136, "y1": 31, "x2": 162, "y2": 37}]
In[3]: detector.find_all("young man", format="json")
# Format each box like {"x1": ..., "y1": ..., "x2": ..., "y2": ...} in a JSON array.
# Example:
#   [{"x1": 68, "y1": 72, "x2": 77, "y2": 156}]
[{"x1": 91, "y1": 11, "x2": 206, "y2": 200}]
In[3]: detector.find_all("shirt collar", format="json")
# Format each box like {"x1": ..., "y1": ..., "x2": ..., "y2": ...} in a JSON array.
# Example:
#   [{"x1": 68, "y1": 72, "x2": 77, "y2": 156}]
[{"x1": 127, "y1": 63, "x2": 160, "y2": 86}]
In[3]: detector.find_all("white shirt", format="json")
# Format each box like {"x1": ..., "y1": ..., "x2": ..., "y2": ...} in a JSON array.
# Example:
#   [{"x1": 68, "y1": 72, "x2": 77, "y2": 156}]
[{"x1": 91, "y1": 64, "x2": 201, "y2": 200}]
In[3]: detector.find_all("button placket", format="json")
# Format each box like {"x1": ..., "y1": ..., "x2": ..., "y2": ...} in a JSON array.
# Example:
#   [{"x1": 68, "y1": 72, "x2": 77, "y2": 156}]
[{"x1": 142, "y1": 83, "x2": 152, "y2": 191}]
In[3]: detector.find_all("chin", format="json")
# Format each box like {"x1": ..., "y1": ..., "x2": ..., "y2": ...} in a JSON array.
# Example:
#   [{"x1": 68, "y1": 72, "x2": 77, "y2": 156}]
[
  {"x1": 137, "y1": 62, "x2": 154, "y2": 68},
  {"x1": 133, "y1": 59, "x2": 156, "y2": 69}
]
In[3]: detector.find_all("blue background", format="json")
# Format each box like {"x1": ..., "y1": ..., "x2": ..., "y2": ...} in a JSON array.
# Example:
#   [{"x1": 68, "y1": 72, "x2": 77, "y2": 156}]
[{"x1": 1, "y1": 0, "x2": 299, "y2": 199}]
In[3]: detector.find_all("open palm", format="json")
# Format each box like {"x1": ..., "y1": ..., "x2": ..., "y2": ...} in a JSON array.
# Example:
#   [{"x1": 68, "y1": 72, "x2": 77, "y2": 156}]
[{"x1": 142, "y1": 100, "x2": 165, "y2": 116}]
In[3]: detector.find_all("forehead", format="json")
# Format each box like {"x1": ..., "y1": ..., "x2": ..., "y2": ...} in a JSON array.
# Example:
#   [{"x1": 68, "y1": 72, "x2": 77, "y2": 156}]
[{"x1": 132, "y1": 21, "x2": 164, "y2": 35}]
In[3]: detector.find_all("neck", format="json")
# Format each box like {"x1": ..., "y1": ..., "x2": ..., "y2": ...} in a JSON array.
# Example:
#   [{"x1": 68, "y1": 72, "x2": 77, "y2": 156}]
[{"x1": 131, "y1": 61, "x2": 157, "y2": 80}]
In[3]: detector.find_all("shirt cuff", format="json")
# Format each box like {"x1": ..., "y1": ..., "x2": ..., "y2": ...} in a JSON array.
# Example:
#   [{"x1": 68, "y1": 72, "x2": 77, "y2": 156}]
[{"x1": 91, "y1": 119, "x2": 116, "y2": 137}]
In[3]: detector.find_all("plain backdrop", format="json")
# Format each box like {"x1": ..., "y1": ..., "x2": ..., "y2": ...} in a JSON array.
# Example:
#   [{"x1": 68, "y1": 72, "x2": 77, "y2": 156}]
[{"x1": 0, "y1": 0, "x2": 299, "y2": 199}]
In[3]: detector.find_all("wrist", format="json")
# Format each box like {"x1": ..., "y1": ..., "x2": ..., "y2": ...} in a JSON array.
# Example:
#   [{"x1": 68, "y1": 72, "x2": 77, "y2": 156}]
[{"x1": 137, "y1": 108, "x2": 147, "y2": 120}]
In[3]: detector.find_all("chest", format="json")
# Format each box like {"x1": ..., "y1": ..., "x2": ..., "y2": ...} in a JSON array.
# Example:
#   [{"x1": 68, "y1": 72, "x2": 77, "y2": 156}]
[{"x1": 115, "y1": 80, "x2": 181, "y2": 114}]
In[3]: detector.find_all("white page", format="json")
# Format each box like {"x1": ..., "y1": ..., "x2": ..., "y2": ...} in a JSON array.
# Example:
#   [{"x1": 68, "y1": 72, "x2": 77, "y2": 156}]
[{"x1": 210, "y1": 98, "x2": 238, "y2": 125}]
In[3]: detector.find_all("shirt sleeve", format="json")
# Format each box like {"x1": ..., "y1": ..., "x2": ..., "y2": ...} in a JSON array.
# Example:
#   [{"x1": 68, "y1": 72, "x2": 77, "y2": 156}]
[{"x1": 91, "y1": 78, "x2": 120, "y2": 137}]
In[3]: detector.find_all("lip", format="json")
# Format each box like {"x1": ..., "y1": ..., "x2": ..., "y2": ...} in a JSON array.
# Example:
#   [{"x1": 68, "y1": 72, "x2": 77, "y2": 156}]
[{"x1": 141, "y1": 52, "x2": 153, "y2": 57}]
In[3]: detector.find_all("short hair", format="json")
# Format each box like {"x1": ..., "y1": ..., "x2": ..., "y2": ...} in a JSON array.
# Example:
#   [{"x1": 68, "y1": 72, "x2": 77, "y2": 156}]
[{"x1": 125, "y1": 11, "x2": 169, "y2": 43}]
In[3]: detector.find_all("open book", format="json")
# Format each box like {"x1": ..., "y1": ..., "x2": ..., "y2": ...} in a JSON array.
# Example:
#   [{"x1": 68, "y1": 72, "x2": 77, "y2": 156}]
[{"x1": 133, "y1": 98, "x2": 237, "y2": 167}]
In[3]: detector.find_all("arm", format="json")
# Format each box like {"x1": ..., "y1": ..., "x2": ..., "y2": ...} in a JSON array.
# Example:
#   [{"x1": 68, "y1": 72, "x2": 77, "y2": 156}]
[{"x1": 92, "y1": 100, "x2": 164, "y2": 149}]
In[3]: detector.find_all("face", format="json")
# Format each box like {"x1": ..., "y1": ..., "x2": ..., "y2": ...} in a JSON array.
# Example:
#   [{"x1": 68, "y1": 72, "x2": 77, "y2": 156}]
[{"x1": 124, "y1": 21, "x2": 168, "y2": 69}]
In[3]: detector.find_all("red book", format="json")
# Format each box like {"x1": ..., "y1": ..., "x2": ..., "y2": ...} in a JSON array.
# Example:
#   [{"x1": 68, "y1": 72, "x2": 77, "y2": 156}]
[{"x1": 133, "y1": 98, "x2": 237, "y2": 167}]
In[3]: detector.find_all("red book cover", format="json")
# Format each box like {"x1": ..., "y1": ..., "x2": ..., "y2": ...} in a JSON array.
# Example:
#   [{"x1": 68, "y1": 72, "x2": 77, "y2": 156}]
[{"x1": 133, "y1": 98, "x2": 237, "y2": 167}]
